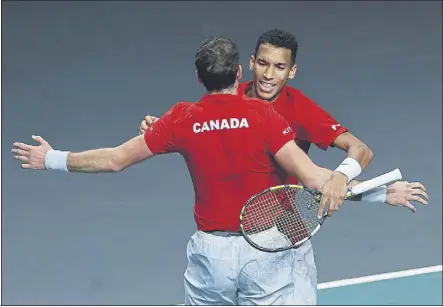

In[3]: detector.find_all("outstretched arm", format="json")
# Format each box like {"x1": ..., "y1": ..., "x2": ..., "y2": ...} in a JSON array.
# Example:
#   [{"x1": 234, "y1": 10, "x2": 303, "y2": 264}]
[
  {"x1": 12, "y1": 135, "x2": 153, "y2": 173},
  {"x1": 346, "y1": 179, "x2": 428, "y2": 213}
]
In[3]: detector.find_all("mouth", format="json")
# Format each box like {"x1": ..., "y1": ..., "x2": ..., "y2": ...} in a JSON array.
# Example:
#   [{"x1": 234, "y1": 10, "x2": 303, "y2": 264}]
[{"x1": 258, "y1": 80, "x2": 277, "y2": 93}]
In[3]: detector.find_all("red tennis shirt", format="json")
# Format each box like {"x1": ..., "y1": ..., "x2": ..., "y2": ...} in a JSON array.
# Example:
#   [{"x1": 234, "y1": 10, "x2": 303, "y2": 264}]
[
  {"x1": 238, "y1": 81, "x2": 349, "y2": 184},
  {"x1": 144, "y1": 93, "x2": 294, "y2": 231}
]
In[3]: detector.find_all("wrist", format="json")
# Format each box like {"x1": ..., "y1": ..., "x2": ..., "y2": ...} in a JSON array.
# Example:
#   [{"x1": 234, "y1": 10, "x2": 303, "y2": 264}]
[
  {"x1": 334, "y1": 158, "x2": 362, "y2": 183},
  {"x1": 361, "y1": 185, "x2": 388, "y2": 203},
  {"x1": 45, "y1": 149, "x2": 70, "y2": 172},
  {"x1": 332, "y1": 171, "x2": 349, "y2": 182}
]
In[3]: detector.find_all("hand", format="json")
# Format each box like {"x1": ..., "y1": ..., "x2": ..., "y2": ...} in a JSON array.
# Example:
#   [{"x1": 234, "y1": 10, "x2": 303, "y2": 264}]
[
  {"x1": 139, "y1": 115, "x2": 159, "y2": 135},
  {"x1": 385, "y1": 181, "x2": 428, "y2": 213},
  {"x1": 11, "y1": 135, "x2": 53, "y2": 170},
  {"x1": 318, "y1": 172, "x2": 348, "y2": 217}
]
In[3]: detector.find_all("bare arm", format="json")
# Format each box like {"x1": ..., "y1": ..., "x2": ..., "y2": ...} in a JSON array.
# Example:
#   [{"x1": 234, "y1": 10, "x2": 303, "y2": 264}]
[
  {"x1": 12, "y1": 134, "x2": 154, "y2": 173},
  {"x1": 274, "y1": 140, "x2": 336, "y2": 190},
  {"x1": 274, "y1": 140, "x2": 351, "y2": 216},
  {"x1": 67, "y1": 135, "x2": 153, "y2": 173},
  {"x1": 332, "y1": 132, "x2": 373, "y2": 169}
]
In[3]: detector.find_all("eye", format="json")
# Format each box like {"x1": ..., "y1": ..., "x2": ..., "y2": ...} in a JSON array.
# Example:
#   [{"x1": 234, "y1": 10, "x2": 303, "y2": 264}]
[{"x1": 257, "y1": 60, "x2": 268, "y2": 66}]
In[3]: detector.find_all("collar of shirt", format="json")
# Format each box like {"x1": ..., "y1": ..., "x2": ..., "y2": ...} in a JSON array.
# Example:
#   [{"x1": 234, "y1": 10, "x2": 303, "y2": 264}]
[{"x1": 199, "y1": 92, "x2": 242, "y2": 104}]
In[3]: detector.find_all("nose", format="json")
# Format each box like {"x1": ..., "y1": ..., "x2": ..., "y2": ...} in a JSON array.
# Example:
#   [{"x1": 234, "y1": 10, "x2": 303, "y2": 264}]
[{"x1": 263, "y1": 66, "x2": 274, "y2": 80}]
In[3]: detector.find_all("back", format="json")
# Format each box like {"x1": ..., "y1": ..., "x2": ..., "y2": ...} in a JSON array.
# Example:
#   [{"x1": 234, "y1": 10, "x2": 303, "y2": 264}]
[{"x1": 144, "y1": 93, "x2": 294, "y2": 231}]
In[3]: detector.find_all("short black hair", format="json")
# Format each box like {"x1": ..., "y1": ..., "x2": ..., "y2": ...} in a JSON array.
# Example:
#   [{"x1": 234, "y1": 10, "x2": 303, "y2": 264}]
[
  {"x1": 255, "y1": 29, "x2": 299, "y2": 64},
  {"x1": 195, "y1": 36, "x2": 239, "y2": 92}
]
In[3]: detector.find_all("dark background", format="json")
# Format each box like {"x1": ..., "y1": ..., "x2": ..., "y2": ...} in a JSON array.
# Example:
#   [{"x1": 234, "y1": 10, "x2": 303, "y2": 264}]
[{"x1": 2, "y1": 1, "x2": 441, "y2": 305}]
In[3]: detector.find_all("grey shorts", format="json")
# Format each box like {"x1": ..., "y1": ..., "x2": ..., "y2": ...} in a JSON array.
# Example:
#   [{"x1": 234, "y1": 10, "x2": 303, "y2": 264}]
[{"x1": 183, "y1": 227, "x2": 317, "y2": 305}]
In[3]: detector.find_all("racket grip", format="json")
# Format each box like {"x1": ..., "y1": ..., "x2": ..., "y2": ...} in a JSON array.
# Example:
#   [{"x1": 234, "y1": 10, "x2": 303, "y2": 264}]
[{"x1": 349, "y1": 168, "x2": 402, "y2": 196}]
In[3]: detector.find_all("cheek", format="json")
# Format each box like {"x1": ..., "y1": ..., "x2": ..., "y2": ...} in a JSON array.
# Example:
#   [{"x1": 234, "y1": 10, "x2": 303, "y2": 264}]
[
  {"x1": 252, "y1": 66, "x2": 264, "y2": 78},
  {"x1": 274, "y1": 71, "x2": 291, "y2": 86}
]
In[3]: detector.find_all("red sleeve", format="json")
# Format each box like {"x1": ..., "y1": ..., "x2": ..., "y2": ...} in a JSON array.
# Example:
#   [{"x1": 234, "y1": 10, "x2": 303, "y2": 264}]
[
  {"x1": 292, "y1": 89, "x2": 348, "y2": 150},
  {"x1": 144, "y1": 103, "x2": 182, "y2": 154},
  {"x1": 264, "y1": 107, "x2": 296, "y2": 155}
]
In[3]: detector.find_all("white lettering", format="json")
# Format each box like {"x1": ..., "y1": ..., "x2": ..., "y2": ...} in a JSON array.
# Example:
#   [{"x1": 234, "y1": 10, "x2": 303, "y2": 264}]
[
  {"x1": 193, "y1": 123, "x2": 201, "y2": 133},
  {"x1": 201, "y1": 122, "x2": 210, "y2": 132},
  {"x1": 230, "y1": 118, "x2": 239, "y2": 128},
  {"x1": 220, "y1": 119, "x2": 230, "y2": 130},
  {"x1": 209, "y1": 120, "x2": 220, "y2": 130},
  {"x1": 193, "y1": 118, "x2": 250, "y2": 133},
  {"x1": 239, "y1": 118, "x2": 249, "y2": 128},
  {"x1": 283, "y1": 127, "x2": 292, "y2": 135},
  {"x1": 331, "y1": 124, "x2": 341, "y2": 131}
]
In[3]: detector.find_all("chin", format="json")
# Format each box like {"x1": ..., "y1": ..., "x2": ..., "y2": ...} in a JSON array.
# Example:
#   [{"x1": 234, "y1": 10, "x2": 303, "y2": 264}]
[{"x1": 257, "y1": 90, "x2": 277, "y2": 102}]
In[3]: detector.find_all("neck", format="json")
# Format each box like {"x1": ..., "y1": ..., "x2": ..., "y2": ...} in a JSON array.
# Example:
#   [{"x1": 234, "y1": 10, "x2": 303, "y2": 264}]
[{"x1": 208, "y1": 82, "x2": 238, "y2": 96}]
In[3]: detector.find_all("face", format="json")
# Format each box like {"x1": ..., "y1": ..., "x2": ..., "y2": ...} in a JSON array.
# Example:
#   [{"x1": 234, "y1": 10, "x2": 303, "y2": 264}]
[{"x1": 249, "y1": 43, "x2": 297, "y2": 101}]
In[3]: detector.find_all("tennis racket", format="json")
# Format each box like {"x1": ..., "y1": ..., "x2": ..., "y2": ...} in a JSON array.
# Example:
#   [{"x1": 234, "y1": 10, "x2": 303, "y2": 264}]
[{"x1": 239, "y1": 168, "x2": 402, "y2": 253}]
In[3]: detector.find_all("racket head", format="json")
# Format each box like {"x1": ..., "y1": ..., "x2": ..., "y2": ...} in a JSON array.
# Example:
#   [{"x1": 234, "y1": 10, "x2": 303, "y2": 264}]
[{"x1": 239, "y1": 184, "x2": 327, "y2": 253}]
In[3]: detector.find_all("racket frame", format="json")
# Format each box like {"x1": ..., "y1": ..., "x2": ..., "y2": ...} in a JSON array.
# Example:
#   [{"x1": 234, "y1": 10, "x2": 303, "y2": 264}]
[
  {"x1": 239, "y1": 184, "x2": 324, "y2": 253},
  {"x1": 239, "y1": 169, "x2": 403, "y2": 253}
]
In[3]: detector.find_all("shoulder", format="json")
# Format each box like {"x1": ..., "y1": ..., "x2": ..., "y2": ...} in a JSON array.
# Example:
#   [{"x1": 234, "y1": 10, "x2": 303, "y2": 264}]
[
  {"x1": 239, "y1": 80, "x2": 254, "y2": 97},
  {"x1": 241, "y1": 97, "x2": 287, "y2": 126},
  {"x1": 242, "y1": 96, "x2": 275, "y2": 114},
  {"x1": 163, "y1": 101, "x2": 202, "y2": 123},
  {"x1": 285, "y1": 86, "x2": 317, "y2": 106}
]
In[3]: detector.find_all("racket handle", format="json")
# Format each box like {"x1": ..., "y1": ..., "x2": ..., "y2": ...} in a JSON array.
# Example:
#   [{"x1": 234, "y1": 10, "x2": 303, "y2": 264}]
[{"x1": 349, "y1": 168, "x2": 402, "y2": 196}]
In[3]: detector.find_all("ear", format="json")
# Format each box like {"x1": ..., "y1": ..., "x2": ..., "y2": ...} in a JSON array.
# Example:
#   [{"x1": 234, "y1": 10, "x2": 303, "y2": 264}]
[
  {"x1": 288, "y1": 64, "x2": 298, "y2": 80},
  {"x1": 249, "y1": 55, "x2": 255, "y2": 71},
  {"x1": 196, "y1": 70, "x2": 202, "y2": 84},
  {"x1": 237, "y1": 64, "x2": 243, "y2": 81}
]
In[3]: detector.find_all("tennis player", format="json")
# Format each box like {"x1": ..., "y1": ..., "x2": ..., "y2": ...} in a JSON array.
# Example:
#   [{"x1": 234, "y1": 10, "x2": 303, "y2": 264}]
[
  {"x1": 12, "y1": 36, "x2": 378, "y2": 305},
  {"x1": 138, "y1": 29, "x2": 429, "y2": 304}
]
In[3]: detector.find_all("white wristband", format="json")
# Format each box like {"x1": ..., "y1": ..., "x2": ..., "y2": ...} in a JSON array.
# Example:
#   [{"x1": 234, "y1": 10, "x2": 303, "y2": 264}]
[
  {"x1": 361, "y1": 185, "x2": 388, "y2": 203},
  {"x1": 334, "y1": 158, "x2": 362, "y2": 182},
  {"x1": 45, "y1": 149, "x2": 70, "y2": 172}
]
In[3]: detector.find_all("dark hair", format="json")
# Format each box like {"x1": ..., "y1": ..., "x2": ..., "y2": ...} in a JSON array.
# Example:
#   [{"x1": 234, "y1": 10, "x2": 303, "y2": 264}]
[
  {"x1": 254, "y1": 29, "x2": 299, "y2": 64},
  {"x1": 195, "y1": 36, "x2": 239, "y2": 92}
]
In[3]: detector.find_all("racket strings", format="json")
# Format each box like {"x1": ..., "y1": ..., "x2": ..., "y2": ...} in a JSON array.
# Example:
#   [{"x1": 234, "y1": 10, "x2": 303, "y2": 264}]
[{"x1": 242, "y1": 188, "x2": 321, "y2": 247}]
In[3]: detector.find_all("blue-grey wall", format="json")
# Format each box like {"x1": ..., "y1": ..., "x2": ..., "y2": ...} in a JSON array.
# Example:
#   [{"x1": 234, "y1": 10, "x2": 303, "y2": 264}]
[{"x1": 2, "y1": 1, "x2": 441, "y2": 305}]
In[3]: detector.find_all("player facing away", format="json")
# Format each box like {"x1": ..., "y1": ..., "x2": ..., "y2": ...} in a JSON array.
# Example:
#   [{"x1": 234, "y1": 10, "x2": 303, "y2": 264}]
[
  {"x1": 12, "y1": 36, "x2": 427, "y2": 305},
  {"x1": 138, "y1": 29, "x2": 429, "y2": 304}
]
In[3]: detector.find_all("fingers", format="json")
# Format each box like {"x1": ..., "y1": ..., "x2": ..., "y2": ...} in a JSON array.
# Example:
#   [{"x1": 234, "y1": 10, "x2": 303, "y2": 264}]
[
  {"x1": 327, "y1": 197, "x2": 344, "y2": 217},
  {"x1": 408, "y1": 182, "x2": 428, "y2": 205},
  {"x1": 327, "y1": 199, "x2": 335, "y2": 217},
  {"x1": 409, "y1": 182, "x2": 426, "y2": 192},
  {"x1": 12, "y1": 147, "x2": 30, "y2": 163},
  {"x1": 13, "y1": 154, "x2": 29, "y2": 162},
  {"x1": 318, "y1": 195, "x2": 328, "y2": 219},
  {"x1": 13, "y1": 142, "x2": 33, "y2": 151},
  {"x1": 144, "y1": 115, "x2": 159, "y2": 125},
  {"x1": 318, "y1": 193, "x2": 345, "y2": 218},
  {"x1": 32, "y1": 135, "x2": 48, "y2": 145},
  {"x1": 139, "y1": 116, "x2": 159, "y2": 134},
  {"x1": 409, "y1": 194, "x2": 428, "y2": 206},
  {"x1": 141, "y1": 120, "x2": 149, "y2": 131},
  {"x1": 403, "y1": 201, "x2": 416, "y2": 213},
  {"x1": 411, "y1": 186, "x2": 428, "y2": 198},
  {"x1": 11, "y1": 148, "x2": 28, "y2": 156}
]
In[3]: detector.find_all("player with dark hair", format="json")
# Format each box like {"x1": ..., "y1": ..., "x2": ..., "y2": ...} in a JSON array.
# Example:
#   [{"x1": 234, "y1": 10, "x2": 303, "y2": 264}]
[
  {"x1": 139, "y1": 29, "x2": 429, "y2": 304},
  {"x1": 12, "y1": 36, "x2": 367, "y2": 305}
]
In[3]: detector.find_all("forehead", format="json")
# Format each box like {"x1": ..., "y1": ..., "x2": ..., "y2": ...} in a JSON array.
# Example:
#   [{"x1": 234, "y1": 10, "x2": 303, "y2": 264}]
[{"x1": 256, "y1": 43, "x2": 292, "y2": 64}]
